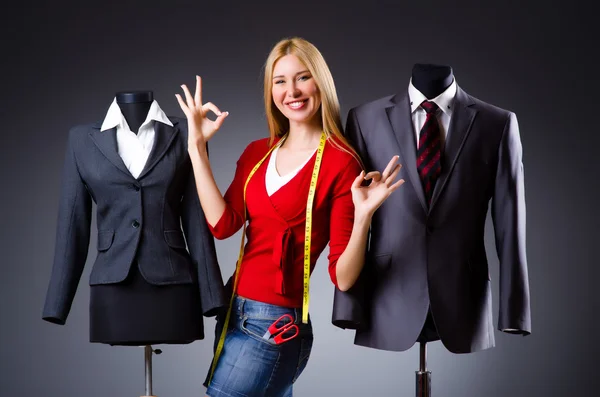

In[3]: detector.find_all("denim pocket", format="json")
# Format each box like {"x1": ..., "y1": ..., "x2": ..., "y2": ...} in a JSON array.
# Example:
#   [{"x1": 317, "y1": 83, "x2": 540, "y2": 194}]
[
  {"x1": 292, "y1": 335, "x2": 314, "y2": 383},
  {"x1": 240, "y1": 316, "x2": 280, "y2": 350}
]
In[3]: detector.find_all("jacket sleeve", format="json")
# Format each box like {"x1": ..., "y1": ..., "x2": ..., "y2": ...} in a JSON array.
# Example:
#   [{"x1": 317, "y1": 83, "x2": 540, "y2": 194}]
[
  {"x1": 491, "y1": 112, "x2": 531, "y2": 335},
  {"x1": 182, "y1": 141, "x2": 227, "y2": 318},
  {"x1": 42, "y1": 128, "x2": 92, "y2": 325},
  {"x1": 332, "y1": 108, "x2": 369, "y2": 330}
]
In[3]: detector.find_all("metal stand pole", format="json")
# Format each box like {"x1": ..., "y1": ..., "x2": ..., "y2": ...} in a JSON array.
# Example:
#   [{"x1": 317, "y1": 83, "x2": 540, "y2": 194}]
[
  {"x1": 141, "y1": 345, "x2": 162, "y2": 397},
  {"x1": 415, "y1": 342, "x2": 431, "y2": 397}
]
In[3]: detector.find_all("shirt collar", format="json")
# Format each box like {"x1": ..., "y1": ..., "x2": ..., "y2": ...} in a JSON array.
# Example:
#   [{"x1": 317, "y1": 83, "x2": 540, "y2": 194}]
[
  {"x1": 408, "y1": 77, "x2": 457, "y2": 116},
  {"x1": 100, "y1": 98, "x2": 173, "y2": 132}
]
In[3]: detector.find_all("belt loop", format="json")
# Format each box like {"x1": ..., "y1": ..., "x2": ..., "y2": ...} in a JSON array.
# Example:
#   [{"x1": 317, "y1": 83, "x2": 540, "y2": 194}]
[{"x1": 238, "y1": 296, "x2": 245, "y2": 315}]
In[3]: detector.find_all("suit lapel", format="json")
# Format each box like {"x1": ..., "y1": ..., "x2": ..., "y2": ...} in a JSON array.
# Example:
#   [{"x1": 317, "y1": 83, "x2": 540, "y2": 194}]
[
  {"x1": 385, "y1": 94, "x2": 428, "y2": 212},
  {"x1": 137, "y1": 119, "x2": 180, "y2": 179},
  {"x1": 88, "y1": 123, "x2": 133, "y2": 178},
  {"x1": 429, "y1": 86, "x2": 477, "y2": 210},
  {"x1": 89, "y1": 119, "x2": 180, "y2": 180}
]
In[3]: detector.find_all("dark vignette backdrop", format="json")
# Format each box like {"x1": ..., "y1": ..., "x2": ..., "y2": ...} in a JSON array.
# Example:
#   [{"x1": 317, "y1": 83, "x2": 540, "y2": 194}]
[{"x1": 1, "y1": 1, "x2": 596, "y2": 396}]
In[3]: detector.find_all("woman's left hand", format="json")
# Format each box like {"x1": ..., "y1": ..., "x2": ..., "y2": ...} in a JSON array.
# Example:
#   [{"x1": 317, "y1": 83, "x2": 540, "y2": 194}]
[{"x1": 351, "y1": 155, "x2": 404, "y2": 219}]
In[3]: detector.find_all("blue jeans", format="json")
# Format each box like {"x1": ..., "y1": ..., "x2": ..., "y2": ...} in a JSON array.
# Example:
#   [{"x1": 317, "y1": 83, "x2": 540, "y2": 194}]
[{"x1": 204, "y1": 295, "x2": 314, "y2": 397}]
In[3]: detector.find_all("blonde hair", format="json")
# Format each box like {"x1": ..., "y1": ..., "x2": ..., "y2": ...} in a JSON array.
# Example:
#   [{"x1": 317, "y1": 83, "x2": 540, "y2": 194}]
[{"x1": 263, "y1": 37, "x2": 363, "y2": 168}]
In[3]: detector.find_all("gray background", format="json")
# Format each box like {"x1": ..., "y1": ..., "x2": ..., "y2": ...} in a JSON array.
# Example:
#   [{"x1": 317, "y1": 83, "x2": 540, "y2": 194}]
[{"x1": 1, "y1": 1, "x2": 597, "y2": 396}]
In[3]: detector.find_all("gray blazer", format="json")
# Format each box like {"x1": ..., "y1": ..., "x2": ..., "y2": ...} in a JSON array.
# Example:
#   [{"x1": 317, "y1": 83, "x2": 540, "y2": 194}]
[
  {"x1": 333, "y1": 86, "x2": 531, "y2": 353},
  {"x1": 42, "y1": 117, "x2": 226, "y2": 324}
]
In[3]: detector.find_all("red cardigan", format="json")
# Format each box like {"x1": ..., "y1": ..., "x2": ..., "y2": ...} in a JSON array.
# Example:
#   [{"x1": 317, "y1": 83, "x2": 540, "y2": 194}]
[{"x1": 208, "y1": 136, "x2": 363, "y2": 308}]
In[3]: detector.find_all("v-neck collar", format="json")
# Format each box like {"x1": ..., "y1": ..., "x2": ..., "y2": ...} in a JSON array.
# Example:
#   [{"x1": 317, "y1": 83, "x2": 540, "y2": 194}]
[{"x1": 253, "y1": 148, "x2": 317, "y2": 223}]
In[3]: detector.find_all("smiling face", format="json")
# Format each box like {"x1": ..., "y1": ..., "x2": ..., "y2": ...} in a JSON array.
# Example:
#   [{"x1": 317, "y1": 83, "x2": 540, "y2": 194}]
[{"x1": 271, "y1": 54, "x2": 322, "y2": 127}]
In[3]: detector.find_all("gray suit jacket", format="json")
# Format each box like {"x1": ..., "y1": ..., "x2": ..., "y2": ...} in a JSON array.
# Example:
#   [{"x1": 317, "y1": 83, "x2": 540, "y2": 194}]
[
  {"x1": 42, "y1": 117, "x2": 226, "y2": 325},
  {"x1": 333, "y1": 86, "x2": 531, "y2": 353}
]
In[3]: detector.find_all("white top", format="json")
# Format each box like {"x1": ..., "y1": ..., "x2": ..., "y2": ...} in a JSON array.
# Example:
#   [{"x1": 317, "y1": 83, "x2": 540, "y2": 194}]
[
  {"x1": 265, "y1": 145, "x2": 317, "y2": 196},
  {"x1": 408, "y1": 77, "x2": 457, "y2": 149},
  {"x1": 100, "y1": 98, "x2": 173, "y2": 178}
]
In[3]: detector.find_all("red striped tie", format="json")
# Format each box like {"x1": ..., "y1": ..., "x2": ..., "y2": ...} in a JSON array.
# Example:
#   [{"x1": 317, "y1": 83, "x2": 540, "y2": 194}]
[{"x1": 416, "y1": 101, "x2": 442, "y2": 206}]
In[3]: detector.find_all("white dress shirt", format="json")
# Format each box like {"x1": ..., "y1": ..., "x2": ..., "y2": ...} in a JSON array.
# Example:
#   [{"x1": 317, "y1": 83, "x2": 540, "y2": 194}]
[
  {"x1": 100, "y1": 98, "x2": 173, "y2": 178},
  {"x1": 408, "y1": 77, "x2": 457, "y2": 149},
  {"x1": 265, "y1": 145, "x2": 317, "y2": 196}
]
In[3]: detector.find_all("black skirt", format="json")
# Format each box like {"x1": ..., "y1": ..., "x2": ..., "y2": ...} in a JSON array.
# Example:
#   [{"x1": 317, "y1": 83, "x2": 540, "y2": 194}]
[{"x1": 89, "y1": 262, "x2": 203, "y2": 346}]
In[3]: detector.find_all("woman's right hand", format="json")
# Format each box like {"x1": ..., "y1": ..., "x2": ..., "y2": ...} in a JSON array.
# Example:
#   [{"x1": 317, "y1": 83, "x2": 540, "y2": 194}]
[{"x1": 176, "y1": 75, "x2": 229, "y2": 153}]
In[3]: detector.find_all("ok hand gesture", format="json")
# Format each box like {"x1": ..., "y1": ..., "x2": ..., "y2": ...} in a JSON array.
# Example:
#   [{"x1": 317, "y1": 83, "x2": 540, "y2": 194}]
[
  {"x1": 351, "y1": 155, "x2": 404, "y2": 219},
  {"x1": 175, "y1": 76, "x2": 229, "y2": 153}
]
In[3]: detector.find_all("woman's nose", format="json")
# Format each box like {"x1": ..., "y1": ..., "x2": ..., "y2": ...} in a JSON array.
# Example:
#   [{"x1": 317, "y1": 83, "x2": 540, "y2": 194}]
[{"x1": 287, "y1": 83, "x2": 301, "y2": 98}]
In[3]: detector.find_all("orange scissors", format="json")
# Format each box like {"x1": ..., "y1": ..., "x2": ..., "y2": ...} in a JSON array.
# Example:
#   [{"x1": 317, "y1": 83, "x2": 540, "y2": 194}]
[{"x1": 262, "y1": 314, "x2": 299, "y2": 344}]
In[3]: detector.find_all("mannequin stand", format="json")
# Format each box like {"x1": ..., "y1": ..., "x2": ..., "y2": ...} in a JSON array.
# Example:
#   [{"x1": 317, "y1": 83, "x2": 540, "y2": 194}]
[
  {"x1": 415, "y1": 342, "x2": 431, "y2": 397},
  {"x1": 141, "y1": 345, "x2": 162, "y2": 397}
]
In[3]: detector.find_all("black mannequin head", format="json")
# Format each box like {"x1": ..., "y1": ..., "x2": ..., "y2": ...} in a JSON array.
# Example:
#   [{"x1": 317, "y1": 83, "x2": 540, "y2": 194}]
[
  {"x1": 411, "y1": 64, "x2": 454, "y2": 100},
  {"x1": 115, "y1": 91, "x2": 154, "y2": 134}
]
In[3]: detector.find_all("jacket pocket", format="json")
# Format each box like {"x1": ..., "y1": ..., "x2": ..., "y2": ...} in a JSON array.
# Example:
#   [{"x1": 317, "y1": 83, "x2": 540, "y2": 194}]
[
  {"x1": 371, "y1": 253, "x2": 392, "y2": 272},
  {"x1": 97, "y1": 230, "x2": 114, "y2": 251},
  {"x1": 164, "y1": 230, "x2": 187, "y2": 249}
]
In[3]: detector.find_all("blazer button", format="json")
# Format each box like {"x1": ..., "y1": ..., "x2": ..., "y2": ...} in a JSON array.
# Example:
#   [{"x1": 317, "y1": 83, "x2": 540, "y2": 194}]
[
  {"x1": 133, "y1": 184, "x2": 140, "y2": 191},
  {"x1": 132, "y1": 220, "x2": 140, "y2": 228}
]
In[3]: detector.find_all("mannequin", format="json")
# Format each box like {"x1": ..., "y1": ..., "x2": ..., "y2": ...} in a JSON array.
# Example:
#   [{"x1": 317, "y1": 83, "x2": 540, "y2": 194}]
[
  {"x1": 334, "y1": 60, "x2": 530, "y2": 397},
  {"x1": 88, "y1": 90, "x2": 203, "y2": 346},
  {"x1": 116, "y1": 91, "x2": 153, "y2": 133},
  {"x1": 42, "y1": 90, "x2": 225, "y2": 345},
  {"x1": 43, "y1": 89, "x2": 226, "y2": 396},
  {"x1": 411, "y1": 63, "x2": 454, "y2": 99},
  {"x1": 43, "y1": 89, "x2": 228, "y2": 396}
]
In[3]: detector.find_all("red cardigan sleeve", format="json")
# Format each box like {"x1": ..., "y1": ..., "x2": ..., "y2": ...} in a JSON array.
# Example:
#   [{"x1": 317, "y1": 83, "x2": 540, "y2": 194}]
[
  {"x1": 327, "y1": 156, "x2": 363, "y2": 287},
  {"x1": 207, "y1": 142, "x2": 254, "y2": 239}
]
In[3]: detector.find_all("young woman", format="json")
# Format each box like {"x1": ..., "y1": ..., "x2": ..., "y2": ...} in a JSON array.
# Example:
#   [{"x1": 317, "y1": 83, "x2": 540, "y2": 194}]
[{"x1": 176, "y1": 37, "x2": 403, "y2": 397}]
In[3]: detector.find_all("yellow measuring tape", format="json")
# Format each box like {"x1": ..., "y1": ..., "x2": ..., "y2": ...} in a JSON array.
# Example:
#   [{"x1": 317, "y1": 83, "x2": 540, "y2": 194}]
[{"x1": 207, "y1": 131, "x2": 326, "y2": 384}]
